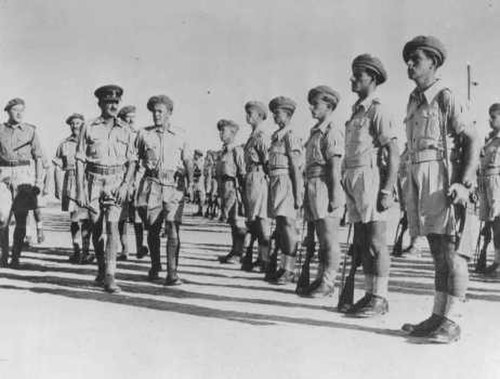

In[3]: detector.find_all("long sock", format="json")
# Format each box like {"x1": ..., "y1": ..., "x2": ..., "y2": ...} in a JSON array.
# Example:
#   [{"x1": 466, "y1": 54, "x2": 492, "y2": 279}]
[
  {"x1": 443, "y1": 294, "x2": 464, "y2": 320},
  {"x1": 432, "y1": 291, "x2": 447, "y2": 316},
  {"x1": 372, "y1": 276, "x2": 389, "y2": 299},
  {"x1": 364, "y1": 274, "x2": 373, "y2": 294}
]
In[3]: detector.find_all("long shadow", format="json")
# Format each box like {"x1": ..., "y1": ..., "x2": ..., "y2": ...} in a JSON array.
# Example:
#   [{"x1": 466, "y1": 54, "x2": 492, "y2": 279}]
[{"x1": 0, "y1": 282, "x2": 405, "y2": 337}]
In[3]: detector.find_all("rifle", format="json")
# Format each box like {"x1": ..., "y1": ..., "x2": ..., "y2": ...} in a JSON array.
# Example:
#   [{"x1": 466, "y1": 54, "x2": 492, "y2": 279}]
[
  {"x1": 392, "y1": 212, "x2": 408, "y2": 257},
  {"x1": 67, "y1": 196, "x2": 98, "y2": 214},
  {"x1": 295, "y1": 222, "x2": 316, "y2": 294},
  {"x1": 475, "y1": 221, "x2": 491, "y2": 273},
  {"x1": 338, "y1": 224, "x2": 361, "y2": 312}
]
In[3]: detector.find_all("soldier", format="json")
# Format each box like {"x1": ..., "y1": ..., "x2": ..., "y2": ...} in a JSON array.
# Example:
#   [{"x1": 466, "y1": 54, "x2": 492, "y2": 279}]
[
  {"x1": 53, "y1": 113, "x2": 93, "y2": 264},
  {"x1": 342, "y1": 54, "x2": 399, "y2": 317},
  {"x1": 135, "y1": 95, "x2": 191, "y2": 285},
  {"x1": 192, "y1": 149, "x2": 206, "y2": 216},
  {"x1": 400, "y1": 36, "x2": 480, "y2": 343},
  {"x1": 267, "y1": 96, "x2": 303, "y2": 285},
  {"x1": 301, "y1": 86, "x2": 344, "y2": 297},
  {"x1": 0, "y1": 98, "x2": 45, "y2": 268},
  {"x1": 75, "y1": 85, "x2": 137, "y2": 293},
  {"x1": 116, "y1": 105, "x2": 148, "y2": 261},
  {"x1": 215, "y1": 119, "x2": 247, "y2": 264},
  {"x1": 240, "y1": 101, "x2": 271, "y2": 272},
  {"x1": 477, "y1": 103, "x2": 500, "y2": 275}
]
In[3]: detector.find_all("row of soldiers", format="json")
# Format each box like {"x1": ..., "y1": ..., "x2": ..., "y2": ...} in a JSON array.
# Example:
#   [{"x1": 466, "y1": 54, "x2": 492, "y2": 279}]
[{"x1": 0, "y1": 35, "x2": 497, "y2": 345}]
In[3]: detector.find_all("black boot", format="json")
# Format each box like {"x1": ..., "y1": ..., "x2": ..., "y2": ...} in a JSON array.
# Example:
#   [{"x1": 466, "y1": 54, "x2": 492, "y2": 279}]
[
  {"x1": 165, "y1": 238, "x2": 181, "y2": 286},
  {"x1": 345, "y1": 294, "x2": 373, "y2": 315},
  {"x1": 403, "y1": 313, "x2": 444, "y2": 335},
  {"x1": 418, "y1": 318, "x2": 461, "y2": 344},
  {"x1": 346, "y1": 295, "x2": 388, "y2": 318},
  {"x1": 69, "y1": 244, "x2": 81, "y2": 264},
  {"x1": 0, "y1": 227, "x2": 9, "y2": 267},
  {"x1": 94, "y1": 251, "x2": 106, "y2": 286}
]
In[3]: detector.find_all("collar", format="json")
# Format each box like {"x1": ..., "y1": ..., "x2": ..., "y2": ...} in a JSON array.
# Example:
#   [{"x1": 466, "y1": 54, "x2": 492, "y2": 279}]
[
  {"x1": 311, "y1": 115, "x2": 333, "y2": 135},
  {"x1": 223, "y1": 142, "x2": 236, "y2": 151},
  {"x1": 273, "y1": 125, "x2": 291, "y2": 141},
  {"x1": 410, "y1": 78, "x2": 447, "y2": 104},
  {"x1": 153, "y1": 123, "x2": 175, "y2": 134},
  {"x1": 353, "y1": 92, "x2": 378, "y2": 113},
  {"x1": 5, "y1": 121, "x2": 24, "y2": 130},
  {"x1": 67, "y1": 135, "x2": 78, "y2": 142},
  {"x1": 250, "y1": 124, "x2": 265, "y2": 138}
]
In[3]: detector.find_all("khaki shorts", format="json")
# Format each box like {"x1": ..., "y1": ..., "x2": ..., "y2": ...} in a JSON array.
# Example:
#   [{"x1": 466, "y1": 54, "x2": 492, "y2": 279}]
[
  {"x1": 0, "y1": 165, "x2": 37, "y2": 212},
  {"x1": 478, "y1": 174, "x2": 500, "y2": 221},
  {"x1": 304, "y1": 176, "x2": 343, "y2": 221},
  {"x1": 85, "y1": 170, "x2": 125, "y2": 223}
]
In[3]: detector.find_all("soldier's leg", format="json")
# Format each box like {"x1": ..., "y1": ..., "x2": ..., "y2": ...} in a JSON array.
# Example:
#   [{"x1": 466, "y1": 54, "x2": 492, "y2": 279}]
[
  {"x1": 11, "y1": 210, "x2": 29, "y2": 268},
  {"x1": 117, "y1": 219, "x2": 129, "y2": 261},
  {"x1": 274, "y1": 216, "x2": 297, "y2": 285},
  {"x1": 485, "y1": 217, "x2": 500, "y2": 274},
  {"x1": 33, "y1": 207, "x2": 44, "y2": 243},
  {"x1": 69, "y1": 213, "x2": 81, "y2": 263},
  {"x1": 403, "y1": 233, "x2": 449, "y2": 335},
  {"x1": 103, "y1": 216, "x2": 120, "y2": 293},
  {"x1": 241, "y1": 220, "x2": 257, "y2": 271},
  {"x1": 134, "y1": 221, "x2": 147, "y2": 259},
  {"x1": 92, "y1": 217, "x2": 105, "y2": 284},
  {"x1": 80, "y1": 218, "x2": 94, "y2": 264},
  {"x1": 147, "y1": 216, "x2": 163, "y2": 280},
  {"x1": 256, "y1": 218, "x2": 271, "y2": 272},
  {"x1": 307, "y1": 217, "x2": 340, "y2": 297},
  {"x1": 165, "y1": 220, "x2": 181, "y2": 285},
  {"x1": 0, "y1": 225, "x2": 9, "y2": 267}
]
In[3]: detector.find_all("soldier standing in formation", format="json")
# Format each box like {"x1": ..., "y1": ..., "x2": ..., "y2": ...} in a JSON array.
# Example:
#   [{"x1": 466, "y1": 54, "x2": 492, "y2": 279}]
[
  {"x1": 76, "y1": 85, "x2": 137, "y2": 293},
  {"x1": 477, "y1": 103, "x2": 500, "y2": 274},
  {"x1": 301, "y1": 86, "x2": 344, "y2": 297},
  {"x1": 400, "y1": 36, "x2": 479, "y2": 343},
  {"x1": 0, "y1": 98, "x2": 45, "y2": 268},
  {"x1": 267, "y1": 97, "x2": 303, "y2": 285},
  {"x1": 216, "y1": 119, "x2": 247, "y2": 264},
  {"x1": 53, "y1": 113, "x2": 93, "y2": 264},
  {"x1": 116, "y1": 105, "x2": 149, "y2": 261},
  {"x1": 192, "y1": 149, "x2": 206, "y2": 216},
  {"x1": 240, "y1": 101, "x2": 271, "y2": 272},
  {"x1": 342, "y1": 54, "x2": 399, "y2": 317},
  {"x1": 135, "y1": 95, "x2": 190, "y2": 285}
]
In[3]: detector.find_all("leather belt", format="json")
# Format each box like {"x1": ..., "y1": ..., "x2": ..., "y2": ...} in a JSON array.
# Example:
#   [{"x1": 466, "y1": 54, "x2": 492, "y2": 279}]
[
  {"x1": 410, "y1": 149, "x2": 444, "y2": 164},
  {"x1": 86, "y1": 163, "x2": 124, "y2": 175},
  {"x1": 269, "y1": 167, "x2": 289, "y2": 177},
  {"x1": 0, "y1": 159, "x2": 30, "y2": 167}
]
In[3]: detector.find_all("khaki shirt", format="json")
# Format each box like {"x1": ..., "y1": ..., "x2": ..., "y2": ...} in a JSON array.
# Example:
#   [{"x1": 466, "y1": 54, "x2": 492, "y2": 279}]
[
  {"x1": 269, "y1": 126, "x2": 302, "y2": 172},
  {"x1": 0, "y1": 122, "x2": 43, "y2": 162},
  {"x1": 217, "y1": 143, "x2": 245, "y2": 179},
  {"x1": 305, "y1": 117, "x2": 344, "y2": 175},
  {"x1": 135, "y1": 124, "x2": 189, "y2": 174},
  {"x1": 344, "y1": 95, "x2": 395, "y2": 169},
  {"x1": 76, "y1": 116, "x2": 136, "y2": 166},
  {"x1": 53, "y1": 135, "x2": 78, "y2": 170},
  {"x1": 480, "y1": 133, "x2": 500, "y2": 172},
  {"x1": 244, "y1": 126, "x2": 270, "y2": 171}
]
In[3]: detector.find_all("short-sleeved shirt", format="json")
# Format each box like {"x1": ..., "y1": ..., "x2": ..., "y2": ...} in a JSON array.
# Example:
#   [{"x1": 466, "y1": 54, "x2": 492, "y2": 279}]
[
  {"x1": 244, "y1": 127, "x2": 270, "y2": 171},
  {"x1": 269, "y1": 126, "x2": 302, "y2": 171},
  {"x1": 344, "y1": 95, "x2": 396, "y2": 169},
  {"x1": 305, "y1": 117, "x2": 344, "y2": 175},
  {"x1": 480, "y1": 132, "x2": 500, "y2": 172},
  {"x1": 216, "y1": 143, "x2": 245, "y2": 179},
  {"x1": 53, "y1": 135, "x2": 78, "y2": 170},
  {"x1": 135, "y1": 124, "x2": 188, "y2": 174},
  {"x1": 405, "y1": 80, "x2": 468, "y2": 157},
  {"x1": 75, "y1": 117, "x2": 136, "y2": 166},
  {"x1": 0, "y1": 122, "x2": 43, "y2": 162}
]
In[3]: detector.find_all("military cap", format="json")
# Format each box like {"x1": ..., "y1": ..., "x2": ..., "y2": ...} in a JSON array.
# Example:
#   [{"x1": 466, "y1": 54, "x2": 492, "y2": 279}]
[
  {"x1": 94, "y1": 85, "x2": 123, "y2": 101},
  {"x1": 245, "y1": 101, "x2": 268, "y2": 120},
  {"x1": 489, "y1": 103, "x2": 500, "y2": 115},
  {"x1": 268, "y1": 96, "x2": 297, "y2": 114},
  {"x1": 217, "y1": 119, "x2": 239, "y2": 132},
  {"x1": 352, "y1": 54, "x2": 388, "y2": 84},
  {"x1": 4, "y1": 98, "x2": 25, "y2": 112},
  {"x1": 118, "y1": 105, "x2": 136, "y2": 119},
  {"x1": 307, "y1": 85, "x2": 341, "y2": 107},
  {"x1": 403, "y1": 35, "x2": 447, "y2": 67},
  {"x1": 65, "y1": 113, "x2": 85, "y2": 125},
  {"x1": 147, "y1": 95, "x2": 174, "y2": 112}
]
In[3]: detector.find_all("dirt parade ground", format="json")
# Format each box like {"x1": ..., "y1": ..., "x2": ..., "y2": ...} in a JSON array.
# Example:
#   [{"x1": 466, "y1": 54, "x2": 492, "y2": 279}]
[{"x1": 0, "y1": 201, "x2": 498, "y2": 379}]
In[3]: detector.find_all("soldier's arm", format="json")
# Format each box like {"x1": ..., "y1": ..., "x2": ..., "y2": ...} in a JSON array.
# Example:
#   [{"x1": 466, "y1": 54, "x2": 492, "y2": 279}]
[
  {"x1": 380, "y1": 140, "x2": 399, "y2": 193},
  {"x1": 116, "y1": 129, "x2": 138, "y2": 203},
  {"x1": 29, "y1": 130, "x2": 45, "y2": 190},
  {"x1": 75, "y1": 123, "x2": 88, "y2": 204},
  {"x1": 324, "y1": 127, "x2": 344, "y2": 211}
]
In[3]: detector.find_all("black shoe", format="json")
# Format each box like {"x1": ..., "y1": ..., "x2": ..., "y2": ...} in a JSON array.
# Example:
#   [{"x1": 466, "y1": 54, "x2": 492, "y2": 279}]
[
  {"x1": 240, "y1": 257, "x2": 254, "y2": 272},
  {"x1": 305, "y1": 281, "x2": 335, "y2": 298},
  {"x1": 272, "y1": 270, "x2": 295, "y2": 285},
  {"x1": 9, "y1": 257, "x2": 20, "y2": 269},
  {"x1": 218, "y1": 253, "x2": 238, "y2": 264},
  {"x1": 0, "y1": 256, "x2": 8, "y2": 268},
  {"x1": 117, "y1": 254, "x2": 128, "y2": 262},
  {"x1": 104, "y1": 276, "x2": 121, "y2": 294},
  {"x1": 136, "y1": 246, "x2": 149, "y2": 259},
  {"x1": 80, "y1": 253, "x2": 95, "y2": 265},
  {"x1": 265, "y1": 267, "x2": 283, "y2": 282},
  {"x1": 403, "y1": 313, "x2": 444, "y2": 335},
  {"x1": 349, "y1": 295, "x2": 388, "y2": 318},
  {"x1": 345, "y1": 294, "x2": 373, "y2": 315},
  {"x1": 165, "y1": 275, "x2": 182, "y2": 286},
  {"x1": 94, "y1": 271, "x2": 105, "y2": 286},
  {"x1": 485, "y1": 263, "x2": 499, "y2": 275},
  {"x1": 68, "y1": 252, "x2": 80, "y2": 264},
  {"x1": 408, "y1": 318, "x2": 460, "y2": 344}
]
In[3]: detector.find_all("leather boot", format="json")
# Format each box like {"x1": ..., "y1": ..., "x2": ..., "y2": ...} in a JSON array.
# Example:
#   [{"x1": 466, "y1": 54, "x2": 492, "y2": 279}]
[
  {"x1": 402, "y1": 313, "x2": 444, "y2": 335},
  {"x1": 346, "y1": 295, "x2": 388, "y2": 318},
  {"x1": 0, "y1": 227, "x2": 10, "y2": 267},
  {"x1": 69, "y1": 243, "x2": 81, "y2": 264},
  {"x1": 273, "y1": 255, "x2": 296, "y2": 285},
  {"x1": 165, "y1": 238, "x2": 181, "y2": 286},
  {"x1": 10, "y1": 227, "x2": 25, "y2": 269},
  {"x1": 240, "y1": 244, "x2": 254, "y2": 272},
  {"x1": 416, "y1": 318, "x2": 461, "y2": 344},
  {"x1": 94, "y1": 250, "x2": 106, "y2": 286}
]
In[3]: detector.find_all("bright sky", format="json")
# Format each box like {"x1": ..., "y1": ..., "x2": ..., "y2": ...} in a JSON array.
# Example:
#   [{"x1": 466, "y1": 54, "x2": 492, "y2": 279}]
[{"x1": 0, "y1": 0, "x2": 499, "y2": 156}]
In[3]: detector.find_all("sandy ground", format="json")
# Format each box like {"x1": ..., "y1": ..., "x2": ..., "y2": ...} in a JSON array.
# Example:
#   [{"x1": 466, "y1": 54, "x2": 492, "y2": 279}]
[{"x1": 0, "y1": 202, "x2": 499, "y2": 379}]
